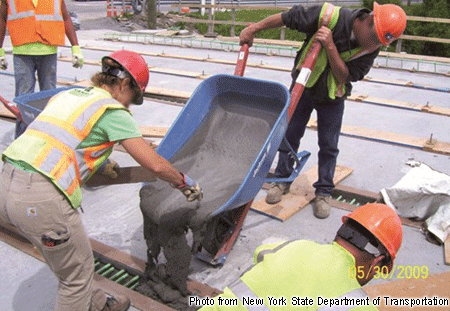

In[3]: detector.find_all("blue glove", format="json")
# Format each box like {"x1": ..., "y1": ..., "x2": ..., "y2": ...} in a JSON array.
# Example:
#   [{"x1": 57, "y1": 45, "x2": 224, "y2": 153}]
[{"x1": 173, "y1": 173, "x2": 203, "y2": 202}]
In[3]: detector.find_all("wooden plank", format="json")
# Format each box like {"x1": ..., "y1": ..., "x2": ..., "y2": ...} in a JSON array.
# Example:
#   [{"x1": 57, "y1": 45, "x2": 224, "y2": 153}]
[
  {"x1": 445, "y1": 236, "x2": 450, "y2": 265},
  {"x1": 0, "y1": 105, "x2": 16, "y2": 119},
  {"x1": 307, "y1": 119, "x2": 450, "y2": 156},
  {"x1": 364, "y1": 271, "x2": 450, "y2": 310},
  {"x1": 57, "y1": 57, "x2": 209, "y2": 80},
  {"x1": 85, "y1": 166, "x2": 157, "y2": 187},
  {"x1": 171, "y1": 3, "x2": 291, "y2": 10},
  {"x1": 401, "y1": 34, "x2": 450, "y2": 44},
  {"x1": 90, "y1": 239, "x2": 222, "y2": 298},
  {"x1": 407, "y1": 15, "x2": 450, "y2": 24},
  {"x1": 251, "y1": 165, "x2": 353, "y2": 221},
  {"x1": 139, "y1": 126, "x2": 169, "y2": 138}
]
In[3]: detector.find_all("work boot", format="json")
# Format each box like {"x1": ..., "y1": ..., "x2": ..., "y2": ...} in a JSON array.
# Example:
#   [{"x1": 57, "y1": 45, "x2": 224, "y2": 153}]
[
  {"x1": 313, "y1": 195, "x2": 331, "y2": 219},
  {"x1": 265, "y1": 183, "x2": 290, "y2": 204},
  {"x1": 102, "y1": 294, "x2": 131, "y2": 311}
]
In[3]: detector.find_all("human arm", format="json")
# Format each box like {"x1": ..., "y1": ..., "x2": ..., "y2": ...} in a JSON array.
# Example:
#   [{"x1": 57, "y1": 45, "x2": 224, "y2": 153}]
[
  {"x1": 0, "y1": 0, "x2": 8, "y2": 69},
  {"x1": 61, "y1": 0, "x2": 83, "y2": 68},
  {"x1": 122, "y1": 137, "x2": 184, "y2": 185},
  {"x1": 239, "y1": 13, "x2": 284, "y2": 47},
  {"x1": 121, "y1": 137, "x2": 202, "y2": 201},
  {"x1": 315, "y1": 26, "x2": 349, "y2": 84}
]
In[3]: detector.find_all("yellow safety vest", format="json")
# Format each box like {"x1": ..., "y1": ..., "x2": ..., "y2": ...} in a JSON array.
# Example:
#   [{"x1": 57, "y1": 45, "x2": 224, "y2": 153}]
[
  {"x1": 199, "y1": 241, "x2": 378, "y2": 311},
  {"x1": 2, "y1": 87, "x2": 128, "y2": 208},
  {"x1": 296, "y1": 3, "x2": 376, "y2": 99},
  {"x1": 6, "y1": 0, "x2": 65, "y2": 47}
]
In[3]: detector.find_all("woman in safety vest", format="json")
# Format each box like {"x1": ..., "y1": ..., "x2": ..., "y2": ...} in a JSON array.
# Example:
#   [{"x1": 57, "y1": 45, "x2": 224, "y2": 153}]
[
  {"x1": 0, "y1": 50, "x2": 202, "y2": 311},
  {"x1": 239, "y1": 2, "x2": 406, "y2": 220}
]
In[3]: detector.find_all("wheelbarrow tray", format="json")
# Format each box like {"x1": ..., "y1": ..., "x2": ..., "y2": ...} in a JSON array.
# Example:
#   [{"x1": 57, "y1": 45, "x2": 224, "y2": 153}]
[
  {"x1": 13, "y1": 87, "x2": 79, "y2": 125},
  {"x1": 140, "y1": 74, "x2": 291, "y2": 224}
]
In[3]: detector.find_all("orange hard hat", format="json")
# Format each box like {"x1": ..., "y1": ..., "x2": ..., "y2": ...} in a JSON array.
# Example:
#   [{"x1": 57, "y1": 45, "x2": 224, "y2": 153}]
[
  {"x1": 373, "y1": 2, "x2": 407, "y2": 46},
  {"x1": 342, "y1": 203, "x2": 402, "y2": 269},
  {"x1": 180, "y1": 6, "x2": 190, "y2": 14},
  {"x1": 102, "y1": 50, "x2": 149, "y2": 105}
]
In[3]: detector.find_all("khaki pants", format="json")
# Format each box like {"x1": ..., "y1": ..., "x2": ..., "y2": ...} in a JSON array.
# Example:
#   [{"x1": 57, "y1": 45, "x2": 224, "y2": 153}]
[{"x1": 0, "y1": 162, "x2": 107, "y2": 311}]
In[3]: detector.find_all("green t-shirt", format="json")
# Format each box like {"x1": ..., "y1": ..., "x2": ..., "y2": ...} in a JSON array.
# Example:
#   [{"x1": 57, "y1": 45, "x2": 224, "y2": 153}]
[
  {"x1": 12, "y1": 42, "x2": 57, "y2": 55},
  {"x1": 4, "y1": 109, "x2": 142, "y2": 172}
]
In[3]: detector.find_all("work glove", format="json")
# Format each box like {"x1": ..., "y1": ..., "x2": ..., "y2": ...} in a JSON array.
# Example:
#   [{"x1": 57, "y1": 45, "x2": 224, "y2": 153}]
[
  {"x1": 97, "y1": 158, "x2": 119, "y2": 179},
  {"x1": 0, "y1": 48, "x2": 7, "y2": 70},
  {"x1": 173, "y1": 173, "x2": 203, "y2": 202},
  {"x1": 71, "y1": 45, "x2": 84, "y2": 69}
]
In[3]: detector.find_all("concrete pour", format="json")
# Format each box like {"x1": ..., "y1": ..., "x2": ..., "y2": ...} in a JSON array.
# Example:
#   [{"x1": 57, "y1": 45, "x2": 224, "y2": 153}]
[{"x1": 137, "y1": 91, "x2": 284, "y2": 308}]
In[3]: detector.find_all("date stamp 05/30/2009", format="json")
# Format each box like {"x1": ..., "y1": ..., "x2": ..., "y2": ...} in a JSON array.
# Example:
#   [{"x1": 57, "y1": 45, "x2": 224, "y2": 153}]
[{"x1": 349, "y1": 264, "x2": 429, "y2": 280}]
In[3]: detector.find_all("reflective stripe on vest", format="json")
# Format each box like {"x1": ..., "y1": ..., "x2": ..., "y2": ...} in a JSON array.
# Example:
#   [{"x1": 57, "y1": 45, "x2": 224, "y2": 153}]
[
  {"x1": 27, "y1": 97, "x2": 119, "y2": 183},
  {"x1": 7, "y1": 0, "x2": 63, "y2": 21},
  {"x1": 6, "y1": 0, "x2": 64, "y2": 46},
  {"x1": 315, "y1": 288, "x2": 369, "y2": 311},
  {"x1": 18, "y1": 88, "x2": 126, "y2": 207},
  {"x1": 296, "y1": 2, "x2": 377, "y2": 99},
  {"x1": 229, "y1": 280, "x2": 271, "y2": 311}
]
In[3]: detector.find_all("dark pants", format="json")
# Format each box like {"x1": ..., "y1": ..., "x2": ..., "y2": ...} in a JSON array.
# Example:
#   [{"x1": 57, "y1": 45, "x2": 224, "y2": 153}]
[{"x1": 274, "y1": 89, "x2": 345, "y2": 197}]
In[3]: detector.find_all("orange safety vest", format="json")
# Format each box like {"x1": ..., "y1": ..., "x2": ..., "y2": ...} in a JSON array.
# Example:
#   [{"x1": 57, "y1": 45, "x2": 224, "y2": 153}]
[{"x1": 6, "y1": 0, "x2": 65, "y2": 47}]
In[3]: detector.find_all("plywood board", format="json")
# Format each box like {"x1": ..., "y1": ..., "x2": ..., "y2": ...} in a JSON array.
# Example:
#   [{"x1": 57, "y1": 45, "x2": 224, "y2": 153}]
[
  {"x1": 85, "y1": 166, "x2": 157, "y2": 187},
  {"x1": 364, "y1": 271, "x2": 450, "y2": 310},
  {"x1": 251, "y1": 165, "x2": 353, "y2": 221},
  {"x1": 0, "y1": 105, "x2": 16, "y2": 119},
  {"x1": 139, "y1": 126, "x2": 169, "y2": 138},
  {"x1": 307, "y1": 119, "x2": 450, "y2": 156}
]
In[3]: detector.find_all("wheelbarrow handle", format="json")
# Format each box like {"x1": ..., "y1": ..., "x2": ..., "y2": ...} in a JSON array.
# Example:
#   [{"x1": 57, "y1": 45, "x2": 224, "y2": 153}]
[
  {"x1": 234, "y1": 43, "x2": 249, "y2": 77},
  {"x1": 0, "y1": 94, "x2": 24, "y2": 123},
  {"x1": 287, "y1": 41, "x2": 322, "y2": 122}
]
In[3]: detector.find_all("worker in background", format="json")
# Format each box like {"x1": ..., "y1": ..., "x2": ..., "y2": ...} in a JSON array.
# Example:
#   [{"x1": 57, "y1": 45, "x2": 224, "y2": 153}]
[
  {"x1": 199, "y1": 203, "x2": 403, "y2": 310},
  {"x1": 0, "y1": 0, "x2": 84, "y2": 138},
  {"x1": 240, "y1": 2, "x2": 407, "y2": 219},
  {"x1": 0, "y1": 50, "x2": 203, "y2": 311}
]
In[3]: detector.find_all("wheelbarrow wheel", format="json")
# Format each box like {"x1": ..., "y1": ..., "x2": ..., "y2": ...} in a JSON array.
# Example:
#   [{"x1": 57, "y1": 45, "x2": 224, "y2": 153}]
[{"x1": 201, "y1": 210, "x2": 236, "y2": 255}]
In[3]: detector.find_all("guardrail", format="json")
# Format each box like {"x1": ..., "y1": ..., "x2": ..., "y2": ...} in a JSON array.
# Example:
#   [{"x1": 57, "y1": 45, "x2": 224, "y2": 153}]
[{"x1": 171, "y1": 3, "x2": 450, "y2": 48}]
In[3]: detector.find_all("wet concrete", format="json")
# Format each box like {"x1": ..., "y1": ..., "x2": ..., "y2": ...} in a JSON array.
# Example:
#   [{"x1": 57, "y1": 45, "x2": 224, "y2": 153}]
[{"x1": 138, "y1": 92, "x2": 282, "y2": 308}]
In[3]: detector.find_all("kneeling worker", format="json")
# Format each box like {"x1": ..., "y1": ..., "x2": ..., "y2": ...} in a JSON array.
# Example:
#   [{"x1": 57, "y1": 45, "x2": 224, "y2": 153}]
[
  {"x1": 0, "y1": 50, "x2": 202, "y2": 311},
  {"x1": 199, "y1": 203, "x2": 402, "y2": 310}
]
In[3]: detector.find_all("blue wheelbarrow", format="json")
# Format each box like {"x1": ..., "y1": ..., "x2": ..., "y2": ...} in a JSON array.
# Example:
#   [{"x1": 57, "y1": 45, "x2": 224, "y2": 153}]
[{"x1": 139, "y1": 45, "x2": 310, "y2": 268}]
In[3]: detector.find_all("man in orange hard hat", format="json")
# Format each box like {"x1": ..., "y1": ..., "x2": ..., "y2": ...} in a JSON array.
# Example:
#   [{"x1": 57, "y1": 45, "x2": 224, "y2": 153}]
[
  {"x1": 240, "y1": 2, "x2": 407, "y2": 219},
  {"x1": 199, "y1": 203, "x2": 403, "y2": 310}
]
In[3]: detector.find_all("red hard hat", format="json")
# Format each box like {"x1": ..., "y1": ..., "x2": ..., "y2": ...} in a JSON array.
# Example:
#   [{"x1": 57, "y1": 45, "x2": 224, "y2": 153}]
[
  {"x1": 342, "y1": 203, "x2": 402, "y2": 270},
  {"x1": 102, "y1": 50, "x2": 149, "y2": 104},
  {"x1": 373, "y1": 2, "x2": 407, "y2": 46}
]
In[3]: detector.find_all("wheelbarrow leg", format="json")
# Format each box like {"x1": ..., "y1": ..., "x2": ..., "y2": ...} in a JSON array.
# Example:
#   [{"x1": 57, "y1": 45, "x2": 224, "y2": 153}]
[{"x1": 197, "y1": 201, "x2": 252, "y2": 266}]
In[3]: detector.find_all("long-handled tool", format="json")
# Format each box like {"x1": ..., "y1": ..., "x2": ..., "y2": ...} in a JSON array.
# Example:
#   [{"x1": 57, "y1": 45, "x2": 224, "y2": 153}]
[{"x1": 0, "y1": 95, "x2": 24, "y2": 123}]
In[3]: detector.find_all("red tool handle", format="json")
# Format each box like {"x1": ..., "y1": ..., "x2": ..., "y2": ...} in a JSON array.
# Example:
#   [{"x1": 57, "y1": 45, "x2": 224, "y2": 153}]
[
  {"x1": 0, "y1": 95, "x2": 24, "y2": 122},
  {"x1": 234, "y1": 44, "x2": 249, "y2": 76},
  {"x1": 287, "y1": 41, "x2": 322, "y2": 122}
]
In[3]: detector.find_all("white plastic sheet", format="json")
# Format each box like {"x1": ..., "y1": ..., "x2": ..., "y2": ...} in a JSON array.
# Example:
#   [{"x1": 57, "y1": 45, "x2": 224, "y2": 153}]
[{"x1": 380, "y1": 163, "x2": 450, "y2": 243}]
